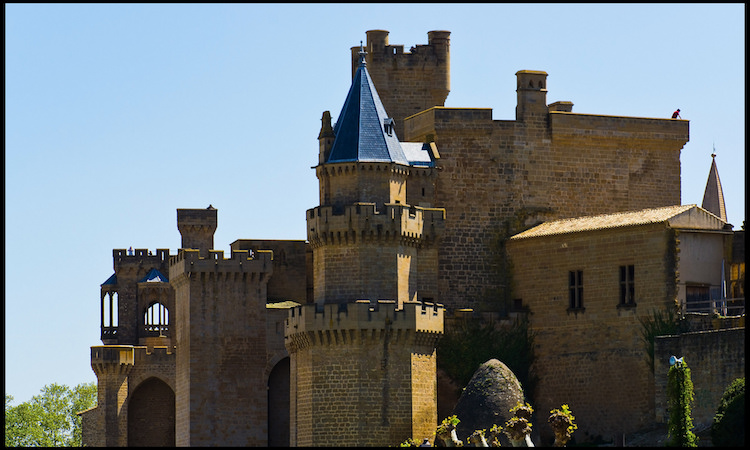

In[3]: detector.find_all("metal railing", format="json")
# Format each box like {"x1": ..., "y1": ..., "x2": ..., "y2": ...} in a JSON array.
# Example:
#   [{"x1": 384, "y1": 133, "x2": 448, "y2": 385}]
[{"x1": 684, "y1": 297, "x2": 745, "y2": 316}]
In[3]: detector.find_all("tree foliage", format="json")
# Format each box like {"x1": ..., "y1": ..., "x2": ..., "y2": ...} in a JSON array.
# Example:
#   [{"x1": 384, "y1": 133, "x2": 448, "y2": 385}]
[
  {"x1": 5, "y1": 382, "x2": 97, "y2": 447},
  {"x1": 710, "y1": 377, "x2": 745, "y2": 447},
  {"x1": 666, "y1": 360, "x2": 698, "y2": 447},
  {"x1": 638, "y1": 305, "x2": 688, "y2": 372},
  {"x1": 437, "y1": 316, "x2": 537, "y2": 401}
]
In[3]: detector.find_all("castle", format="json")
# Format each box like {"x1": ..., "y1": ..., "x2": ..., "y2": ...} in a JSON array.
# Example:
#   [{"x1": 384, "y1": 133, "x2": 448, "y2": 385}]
[{"x1": 80, "y1": 30, "x2": 744, "y2": 446}]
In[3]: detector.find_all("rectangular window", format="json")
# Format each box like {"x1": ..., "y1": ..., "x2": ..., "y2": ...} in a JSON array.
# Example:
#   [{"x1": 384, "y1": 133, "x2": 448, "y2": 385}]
[
  {"x1": 568, "y1": 270, "x2": 583, "y2": 310},
  {"x1": 685, "y1": 285, "x2": 710, "y2": 312},
  {"x1": 619, "y1": 265, "x2": 635, "y2": 306},
  {"x1": 729, "y1": 262, "x2": 744, "y2": 299}
]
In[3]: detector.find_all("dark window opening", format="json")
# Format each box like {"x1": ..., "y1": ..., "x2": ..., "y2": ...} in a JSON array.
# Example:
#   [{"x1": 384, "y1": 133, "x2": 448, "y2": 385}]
[
  {"x1": 568, "y1": 270, "x2": 583, "y2": 310},
  {"x1": 619, "y1": 265, "x2": 636, "y2": 307},
  {"x1": 686, "y1": 285, "x2": 710, "y2": 312}
]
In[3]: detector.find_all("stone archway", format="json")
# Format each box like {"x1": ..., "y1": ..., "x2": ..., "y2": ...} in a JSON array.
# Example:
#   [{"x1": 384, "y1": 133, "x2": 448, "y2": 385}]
[
  {"x1": 127, "y1": 377, "x2": 175, "y2": 447},
  {"x1": 267, "y1": 357, "x2": 290, "y2": 447}
]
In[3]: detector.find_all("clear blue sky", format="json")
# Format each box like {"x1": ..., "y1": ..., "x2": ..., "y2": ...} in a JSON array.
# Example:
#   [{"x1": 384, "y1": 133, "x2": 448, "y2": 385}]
[{"x1": 5, "y1": 3, "x2": 745, "y2": 405}]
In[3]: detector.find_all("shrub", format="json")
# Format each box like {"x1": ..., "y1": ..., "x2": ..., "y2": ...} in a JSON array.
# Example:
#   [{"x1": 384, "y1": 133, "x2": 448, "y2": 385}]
[{"x1": 710, "y1": 377, "x2": 744, "y2": 447}]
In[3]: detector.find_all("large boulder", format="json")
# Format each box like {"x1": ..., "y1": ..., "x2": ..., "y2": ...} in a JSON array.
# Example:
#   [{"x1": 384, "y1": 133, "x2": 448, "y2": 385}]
[{"x1": 451, "y1": 359, "x2": 524, "y2": 445}]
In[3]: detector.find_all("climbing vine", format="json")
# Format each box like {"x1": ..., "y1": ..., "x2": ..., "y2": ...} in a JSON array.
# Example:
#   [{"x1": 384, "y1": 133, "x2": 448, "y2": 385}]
[
  {"x1": 637, "y1": 304, "x2": 688, "y2": 372},
  {"x1": 666, "y1": 359, "x2": 698, "y2": 447},
  {"x1": 484, "y1": 206, "x2": 553, "y2": 314}
]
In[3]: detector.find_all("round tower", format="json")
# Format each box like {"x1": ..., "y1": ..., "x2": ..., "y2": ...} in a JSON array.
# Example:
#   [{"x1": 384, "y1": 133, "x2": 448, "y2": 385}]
[
  {"x1": 285, "y1": 301, "x2": 444, "y2": 446},
  {"x1": 90, "y1": 345, "x2": 135, "y2": 447}
]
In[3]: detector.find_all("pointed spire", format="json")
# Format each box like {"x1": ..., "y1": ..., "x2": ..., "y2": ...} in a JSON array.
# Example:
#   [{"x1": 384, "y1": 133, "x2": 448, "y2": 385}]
[
  {"x1": 325, "y1": 41, "x2": 408, "y2": 165},
  {"x1": 701, "y1": 150, "x2": 727, "y2": 222}
]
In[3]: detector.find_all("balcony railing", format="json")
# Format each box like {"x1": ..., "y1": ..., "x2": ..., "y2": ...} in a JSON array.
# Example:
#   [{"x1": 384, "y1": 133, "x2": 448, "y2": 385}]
[
  {"x1": 684, "y1": 297, "x2": 745, "y2": 316},
  {"x1": 142, "y1": 324, "x2": 169, "y2": 336}
]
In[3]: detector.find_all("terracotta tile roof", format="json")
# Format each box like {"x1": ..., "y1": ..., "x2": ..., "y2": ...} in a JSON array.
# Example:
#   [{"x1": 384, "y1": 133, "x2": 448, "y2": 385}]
[{"x1": 509, "y1": 204, "x2": 721, "y2": 240}]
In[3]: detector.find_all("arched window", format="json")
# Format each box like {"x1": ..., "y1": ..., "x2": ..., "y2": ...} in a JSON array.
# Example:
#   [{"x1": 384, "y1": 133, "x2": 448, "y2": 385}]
[
  {"x1": 144, "y1": 302, "x2": 169, "y2": 335},
  {"x1": 101, "y1": 291, "x2": 118, "y2": 339}
]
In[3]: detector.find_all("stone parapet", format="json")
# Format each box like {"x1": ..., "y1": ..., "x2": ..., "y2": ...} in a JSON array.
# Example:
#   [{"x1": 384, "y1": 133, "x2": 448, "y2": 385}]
[
  {"x1": 285, "y1": 300, "x2": 444, "y2": 351},
  {"x1": 91, "y1": 345, "x2": 135, "y2": 375},
  {"x1": 112, "y1": 248, "x2": 171, "y2": 271},
  {"x1": 168, "y1": 248, "x2": 273, "y2": 277},
  {"x1": 307, "y1": 203, "x2": 445, "y2": 248},
  {"x1": 549, "y1": 112, "x2": 689, "y2": 143}
]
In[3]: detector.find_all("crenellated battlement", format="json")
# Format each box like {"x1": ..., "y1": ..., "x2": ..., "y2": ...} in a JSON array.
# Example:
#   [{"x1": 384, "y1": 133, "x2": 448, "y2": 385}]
[
  {"x1": 284, "y1": 300, "x2": 443, "y2": 351},
  {"x1": 113, "y1": 248, "x2": 171, "y2": 269},
  {"x1": 352, "y1": 29, "x2": 450, "y2": 88},
  {"x1": 351, "y1": 30, "x2": 451, "y2": 140},
  {"x1": 315, "y1": 161, "x2": 411, "y2": 178},
  {"x1": 307, "y1": 202, "x2": 445, "y2": 247},
  {"x1": 168, "y1": 248, "x2": 273, "y2": 275}
]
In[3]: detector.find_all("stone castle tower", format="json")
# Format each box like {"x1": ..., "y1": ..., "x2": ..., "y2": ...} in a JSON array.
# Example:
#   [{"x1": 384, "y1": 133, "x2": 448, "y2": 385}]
[
  {"x1": 284, "y1": 45, "x2": 445, "y2": 446},
  {"x1": 80, "y1": 30, "x2": 742, "y2": 447}
]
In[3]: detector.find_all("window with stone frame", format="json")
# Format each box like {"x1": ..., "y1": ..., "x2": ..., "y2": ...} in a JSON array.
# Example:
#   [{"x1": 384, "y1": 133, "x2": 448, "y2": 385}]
[
  {"x1": 619, "y1": 265, "x2": 636, "y2": 307},
  {"x1": 144, "y1": 301, "x2": 169, "y2": 335}
]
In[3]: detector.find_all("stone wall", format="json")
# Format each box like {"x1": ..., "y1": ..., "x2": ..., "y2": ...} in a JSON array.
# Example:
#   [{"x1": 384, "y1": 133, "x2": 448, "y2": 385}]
[
  {"x1": 507, "y1": 223, "x2": 676, "y2": 443},
  {"x1": 286, "y1": 301, "x2": 443, "y2": 446},
  {"x1": 170, "y1": 249, "x2": 272, "y2": 446},
  {"x1": 354, "y1": 30, "x2": 450, "y2": 139},
  {"x1": 404, "y1": 105, "x2": 687, "y2": 311},
  {"x1": 231, "y1": 239, "x2": 311, "y2": 304},
  {"x1": 654, "y1": 327, "x2": 745, "y2": 428}
]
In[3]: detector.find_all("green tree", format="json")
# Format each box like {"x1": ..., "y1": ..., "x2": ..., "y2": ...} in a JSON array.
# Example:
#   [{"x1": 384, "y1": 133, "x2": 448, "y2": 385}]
[{"x1": 5, "y1": 382, "x2": 97, "y2": 447}]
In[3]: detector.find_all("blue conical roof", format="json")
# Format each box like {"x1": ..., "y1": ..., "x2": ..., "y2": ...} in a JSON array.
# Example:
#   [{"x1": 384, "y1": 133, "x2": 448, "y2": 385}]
[{"x1": 327, "y1": 46, "x2": 409, "y2": 165}]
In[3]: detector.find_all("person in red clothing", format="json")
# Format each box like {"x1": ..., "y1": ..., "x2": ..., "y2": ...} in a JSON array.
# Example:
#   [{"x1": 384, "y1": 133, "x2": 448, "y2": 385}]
[{"x1": 672, "y1": 108, "x2": 681, "y2": 119}]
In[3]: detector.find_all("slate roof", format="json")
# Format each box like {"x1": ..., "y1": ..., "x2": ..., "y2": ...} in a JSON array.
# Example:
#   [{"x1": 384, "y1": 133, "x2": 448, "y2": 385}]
[
  {"x1": 401, "y1": 142, "x2": 436, "y2": 167},
  {"x1": 510, "y1": 204, "x2": 727, "y2": 240},
  {"x1": 326, "y1": 46, "x2": 409, "y2": 165},
  {"x1": 102, "y1": 273, "x2": 117, "y2": 286},
  {"x1": 139, "y1": 268, "x2": 169, "y2": 283},
  {"x1": 701, "y1": 153, "x2": 727, "y2": 222}
]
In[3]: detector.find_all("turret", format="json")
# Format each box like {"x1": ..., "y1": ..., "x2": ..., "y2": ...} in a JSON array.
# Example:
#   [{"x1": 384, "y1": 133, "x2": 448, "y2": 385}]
[
  {"x1": 90, "y1": 346, "x2": 135, "y2": 447},
  {"x1": 177, "y1": 206, "x2": 217, "y2": 257},
  {"x1": 318, "y1": 111, "x2": 335, "y2": 165},
  {"x1": 516, "y1": 70, "x2": 549, "y2": 120},
  {"x1": 285, "y1": 300, "x2": 444, "y2": 446},
  {"x1": 352, "y1": 30, "x2": 451, "y2": 139},
  {"x1": 169, "y1": 247, "x2": 273, "y2": 446}
]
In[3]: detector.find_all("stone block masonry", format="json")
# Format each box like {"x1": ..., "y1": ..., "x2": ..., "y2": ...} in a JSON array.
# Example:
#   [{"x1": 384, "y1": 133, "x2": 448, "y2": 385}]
[
  {"x1": 654, "y1": 327, "x2": 745, "y2": 428},
  {"x1": 403, "y1": 101, "x2": 688, "y2": 310},
  {"x1": 170, "y1": 248, "x2": 273, "y2": 446},
  {"x1": 507, "y1": 223, "x2": 677, "y2": 442},
  {"x1": 286, "y1": 300, "x2": 443, "y2": 446}
]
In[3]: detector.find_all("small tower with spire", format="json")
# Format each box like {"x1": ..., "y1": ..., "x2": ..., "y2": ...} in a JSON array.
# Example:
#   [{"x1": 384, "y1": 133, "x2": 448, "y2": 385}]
[
  {"x1": 701, "y1": 149, "x2": 728, "y2": 223},
  {"x1": 287, "y1": 41, "x2": 445, "y2": 446}
]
